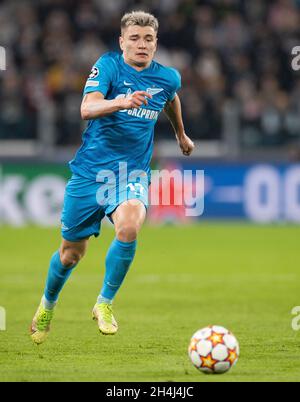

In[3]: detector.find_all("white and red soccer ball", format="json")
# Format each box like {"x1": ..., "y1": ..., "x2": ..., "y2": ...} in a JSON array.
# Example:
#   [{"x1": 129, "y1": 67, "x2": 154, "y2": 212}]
[{"x1": 188, "y1": 325, "x2": 239, "y2": 374}]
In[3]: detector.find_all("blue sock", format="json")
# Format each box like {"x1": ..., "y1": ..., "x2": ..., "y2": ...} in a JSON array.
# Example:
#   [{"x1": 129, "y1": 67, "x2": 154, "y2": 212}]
[
  {"x1": 44, "y1": 251, "x2": 77, "y2": 304},
  {"x1": 99, "y1": 238, "x2": 137, "y2": 302}
]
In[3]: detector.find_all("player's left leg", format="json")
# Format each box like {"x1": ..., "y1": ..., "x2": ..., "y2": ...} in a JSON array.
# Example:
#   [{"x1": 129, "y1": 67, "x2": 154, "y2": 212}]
[{"x1": 93, "y1": 199, "x2": 146, "y2": 335}]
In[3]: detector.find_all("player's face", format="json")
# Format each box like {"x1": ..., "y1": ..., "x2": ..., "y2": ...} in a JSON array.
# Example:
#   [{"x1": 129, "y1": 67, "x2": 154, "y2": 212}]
[{"x1": 120, "y1": 25, "x2": 157, "y2": 69}]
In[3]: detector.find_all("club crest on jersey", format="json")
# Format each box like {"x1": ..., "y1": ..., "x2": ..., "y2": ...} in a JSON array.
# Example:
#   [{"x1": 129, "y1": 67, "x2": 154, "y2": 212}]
[
  {"x1": 89, "y1": 66, "x2": 99, "y2": 79},
  {"x1": 147, "y1": 87, "x2": 164, "y2": 96}
]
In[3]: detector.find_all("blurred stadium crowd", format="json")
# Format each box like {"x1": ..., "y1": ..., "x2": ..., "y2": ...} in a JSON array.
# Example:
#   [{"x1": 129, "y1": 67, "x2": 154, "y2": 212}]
[{"x1": 0, "y1": 0, "x2": 300, "y2": 150}]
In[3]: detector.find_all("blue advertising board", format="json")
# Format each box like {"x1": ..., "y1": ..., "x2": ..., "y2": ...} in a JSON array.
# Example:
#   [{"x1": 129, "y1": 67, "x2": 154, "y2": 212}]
[{"x1": 179, "y1": 163, "x2": 300, "y2": 223}]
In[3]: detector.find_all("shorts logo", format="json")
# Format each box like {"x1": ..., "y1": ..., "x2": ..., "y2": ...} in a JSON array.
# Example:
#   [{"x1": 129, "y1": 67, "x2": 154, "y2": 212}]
[
  {"x1": 89, "y1": 66, "x2": 99, "y2": 79},
  {"x1": 61, "y1": 223, "x2": 69, "y2": 231}
]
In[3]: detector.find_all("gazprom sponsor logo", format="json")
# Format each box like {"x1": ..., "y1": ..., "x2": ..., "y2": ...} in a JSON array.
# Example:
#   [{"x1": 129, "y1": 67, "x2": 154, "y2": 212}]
[
  {"x1": 126, "y1": 107, "x2": 159, "y2": 120},
  {"x1": 115, "y1": 89, "x2": 159, "y2": 120},
  {"x1": 116, "y1": 91, "x2": 159, "y2": 120}
]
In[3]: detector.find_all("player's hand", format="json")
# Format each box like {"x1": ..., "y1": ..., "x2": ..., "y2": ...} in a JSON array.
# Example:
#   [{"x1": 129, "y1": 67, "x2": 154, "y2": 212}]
[
  {"x1": 177, "y1": 133, "x2": 195, "y2": 156},
  {"x1": 118, "y1": 91, "x2": 152, "y2": 110}
]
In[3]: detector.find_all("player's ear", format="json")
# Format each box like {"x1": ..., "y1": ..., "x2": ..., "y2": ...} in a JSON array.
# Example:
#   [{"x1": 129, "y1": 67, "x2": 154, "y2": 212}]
[{"x1": 119, "y1": 35, "x2": 124, "y2": 51}]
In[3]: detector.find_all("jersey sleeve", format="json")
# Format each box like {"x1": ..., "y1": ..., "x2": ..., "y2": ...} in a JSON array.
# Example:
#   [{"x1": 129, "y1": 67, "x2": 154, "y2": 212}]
[
  {"x1": 83, "y1": 54, "x2": 116, "y2": 97},
  {"x1": 168, "y1": 68, "x2": 182, "y2": 101}
]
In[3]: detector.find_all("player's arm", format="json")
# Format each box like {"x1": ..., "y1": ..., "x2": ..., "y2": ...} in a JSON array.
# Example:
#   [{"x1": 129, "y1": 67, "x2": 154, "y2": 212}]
[
  {"x1": 81, "y1": 91, "x2": 152, "y2": 120},
  {"x1": 164, "y1": 94, "x2": 195, "y2": 156}
]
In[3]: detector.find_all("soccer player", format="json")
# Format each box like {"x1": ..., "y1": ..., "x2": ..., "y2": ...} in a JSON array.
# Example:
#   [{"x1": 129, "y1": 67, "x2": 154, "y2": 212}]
[{"x1": 30, "y1": 10, "x2": 194, "y2": 344}]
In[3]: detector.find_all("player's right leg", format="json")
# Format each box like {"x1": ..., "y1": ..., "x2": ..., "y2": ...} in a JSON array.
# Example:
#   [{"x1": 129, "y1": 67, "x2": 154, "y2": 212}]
[
  {"x1": 30, "y1": 238, "x2": 89, "y2": 345},
  {"x1": 30, "y1": 173, "x2": 103, "y2": 345}
]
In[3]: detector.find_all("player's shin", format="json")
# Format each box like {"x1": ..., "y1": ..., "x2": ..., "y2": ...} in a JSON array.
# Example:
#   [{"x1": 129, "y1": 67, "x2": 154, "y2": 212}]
[
  {"x1": 98, "y1": 238, "x2": 137, "y2": 304},
  {"x1": 43, "y1": 250, "x2": 77, "y2": 307}
]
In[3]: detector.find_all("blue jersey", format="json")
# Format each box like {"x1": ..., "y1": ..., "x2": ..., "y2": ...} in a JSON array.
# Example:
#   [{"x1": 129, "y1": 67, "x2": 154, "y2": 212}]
[{"x1": 69, "y1": 52, "x2": 181, "y2": 181}]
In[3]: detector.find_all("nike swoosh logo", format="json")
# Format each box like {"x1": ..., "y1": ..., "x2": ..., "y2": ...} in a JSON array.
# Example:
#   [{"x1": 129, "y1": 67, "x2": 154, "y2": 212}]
[{"x1": 124, "y1": 81, "x2": 134, "y2": 86}]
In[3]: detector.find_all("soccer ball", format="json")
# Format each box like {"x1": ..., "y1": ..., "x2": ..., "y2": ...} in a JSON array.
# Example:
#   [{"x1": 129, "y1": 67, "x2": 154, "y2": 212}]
[{"x1": 188, "y1": 325, "x2": 239, "y2": 374}]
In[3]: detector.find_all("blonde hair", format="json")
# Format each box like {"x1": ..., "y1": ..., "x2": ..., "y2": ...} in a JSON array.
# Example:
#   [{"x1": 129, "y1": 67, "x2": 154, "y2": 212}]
[{"x1": 121, "y1": 11, "x2": 159, "y2": 34}]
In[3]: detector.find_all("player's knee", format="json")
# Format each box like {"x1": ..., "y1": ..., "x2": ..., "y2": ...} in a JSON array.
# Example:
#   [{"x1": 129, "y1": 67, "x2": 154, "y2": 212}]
[
  {"x1": 60, "y1": 249, "x2": 84, "y2": 268},
  {"x1": 116, "y1": 224, "x2": 138, "y2": 242}
]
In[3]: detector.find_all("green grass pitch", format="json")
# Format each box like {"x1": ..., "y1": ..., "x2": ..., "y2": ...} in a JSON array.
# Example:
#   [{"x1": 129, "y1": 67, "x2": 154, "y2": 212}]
[{"x1": 0, "y1": 224, "x2": 300, "y2": 382}]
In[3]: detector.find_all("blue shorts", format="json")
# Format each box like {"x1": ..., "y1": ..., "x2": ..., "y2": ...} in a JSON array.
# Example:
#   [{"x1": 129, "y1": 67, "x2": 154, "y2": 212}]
[{"x1": 61, "y1": 174, "x2": 149, "y2": 242}]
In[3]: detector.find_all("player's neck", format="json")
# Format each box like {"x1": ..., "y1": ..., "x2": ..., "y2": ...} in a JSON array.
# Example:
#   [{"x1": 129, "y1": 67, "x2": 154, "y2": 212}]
[{"x1": 123, "y1": 55, "x2": 152, "y2": 72}]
